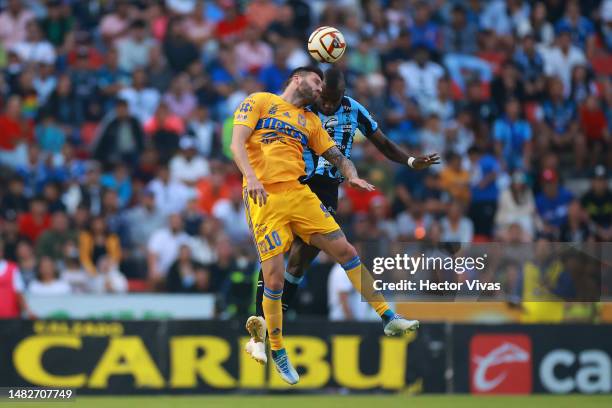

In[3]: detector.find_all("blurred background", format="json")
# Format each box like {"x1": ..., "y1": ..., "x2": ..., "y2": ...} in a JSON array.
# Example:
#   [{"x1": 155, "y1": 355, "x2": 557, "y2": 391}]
[{"x1": 0, "y1": 0, "x2": 611, "y2": 397}]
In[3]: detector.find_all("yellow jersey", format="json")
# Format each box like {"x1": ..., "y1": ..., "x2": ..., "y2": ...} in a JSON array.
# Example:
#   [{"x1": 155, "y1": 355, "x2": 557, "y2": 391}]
[{"x1": 233, "y1": 92, "x2": 336, "y2": 186}]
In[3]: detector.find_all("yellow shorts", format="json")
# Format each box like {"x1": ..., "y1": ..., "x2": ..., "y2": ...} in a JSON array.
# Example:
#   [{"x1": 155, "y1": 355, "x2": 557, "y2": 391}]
[{"x1": 243, "y1": 182, "x2": 340, "y2": 262}]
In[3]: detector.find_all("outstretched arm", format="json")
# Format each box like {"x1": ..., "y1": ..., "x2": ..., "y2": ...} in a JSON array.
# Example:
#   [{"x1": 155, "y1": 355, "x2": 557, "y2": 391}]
[
  {"x1": 230, "y1": 124, "x2": 267, "y2": 206},
  {"x1": 322, "y1": 146, "x2": 375, "y2": 191},
  {"x1": 368, "y1": 129, "x2": 441, "y2": 169}
]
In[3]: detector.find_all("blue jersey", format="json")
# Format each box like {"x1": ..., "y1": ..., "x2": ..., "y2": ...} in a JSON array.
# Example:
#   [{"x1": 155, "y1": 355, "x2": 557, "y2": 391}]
[{"x1": 302, "y1": 96, "x2": 378, "y2": 183}]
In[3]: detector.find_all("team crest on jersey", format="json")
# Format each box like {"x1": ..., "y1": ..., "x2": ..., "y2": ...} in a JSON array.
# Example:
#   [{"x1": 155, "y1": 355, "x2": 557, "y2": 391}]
[
  {"x1": 320, "y1": 203, "x2": 331, "y2": 217},
  {"x1": 298, "y1": 113, "x2": 306, "y2": 127},
  {"x1": 268, "y1": 104, "x2": 278, "y2": 115},
  {"x1": 239, "y1": 101, "x2": 253, "y2": 113},
  {"x1": 323, "y1": 116, "x2": 338, "y2": 135}
]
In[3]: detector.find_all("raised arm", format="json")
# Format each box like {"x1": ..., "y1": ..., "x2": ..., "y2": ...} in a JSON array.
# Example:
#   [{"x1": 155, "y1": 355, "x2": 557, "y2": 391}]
[
  {"x1": 230, "y1": 124, "x2": 267, "y2": 206},
  {"x1": 322, "y1": 146, "x2": 375, "y2": 191},
  {"x1": 368, "y1": 129, "x2": 440, "y2": 169}
]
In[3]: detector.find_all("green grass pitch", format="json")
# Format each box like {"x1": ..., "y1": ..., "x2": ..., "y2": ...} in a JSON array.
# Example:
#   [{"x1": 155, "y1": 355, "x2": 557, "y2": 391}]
[{"x1": 3, "y1": 395, "x2": 612, "y2": 408}]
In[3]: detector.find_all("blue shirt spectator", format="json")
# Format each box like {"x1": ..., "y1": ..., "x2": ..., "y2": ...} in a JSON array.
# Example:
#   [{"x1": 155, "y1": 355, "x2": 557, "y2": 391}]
[
  {"x1": 493, "y1": 99, "x2": 532, "y2": 171},
  {"x1": 536, "y1": 170, "x2": 574, "y2": 229},
  {"x1": 471, "y1": 153, "x2": 500, "y2": 202}
]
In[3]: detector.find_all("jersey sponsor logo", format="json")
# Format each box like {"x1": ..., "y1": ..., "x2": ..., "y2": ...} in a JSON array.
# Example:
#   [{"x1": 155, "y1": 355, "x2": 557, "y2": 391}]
[
  {"x1": 235, "y1": 113, "x2": 248, "y2": 121},
  {"x1": 255, "y1": 117, "x2": 308, "y2": 145},
  {"x1": 470, "y1": 334, "x2": 532, "y2": 394},
  {"x1": 298, "y1": 113, "x2": 306, "y2": 127},
  {"x1": 320, "y1": 203, "x2": 331, "y2": 217}
]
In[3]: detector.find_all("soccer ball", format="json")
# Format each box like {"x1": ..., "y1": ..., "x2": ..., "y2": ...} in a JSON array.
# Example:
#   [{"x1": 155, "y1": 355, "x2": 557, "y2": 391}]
[{"x1": 307, "y1": 26, "x2": 347, "y2": 63}]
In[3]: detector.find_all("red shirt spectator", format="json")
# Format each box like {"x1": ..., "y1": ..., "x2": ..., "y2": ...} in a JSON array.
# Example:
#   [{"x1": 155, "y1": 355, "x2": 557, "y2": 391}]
[
  {"x1": 18, "y1": 199, "x2": 51, "y2": 243},
  {"x1": 0, "y1": 96, "x2": 33, "y2": 150},
  {"x1": 343, "y1": 185, "x2": 384, "y2": 214},
  {"x1": 215, "y1": 3, "x2": 248, "y2": 41},
  {"x1": 579, "y1": 95, "x2": 608, "y2": 142}
]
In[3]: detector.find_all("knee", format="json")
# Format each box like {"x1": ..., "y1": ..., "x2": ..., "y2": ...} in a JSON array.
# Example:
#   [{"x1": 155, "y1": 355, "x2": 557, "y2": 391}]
[{"x1": 336, "y1": 242, "x2": 358, "y2": 265}]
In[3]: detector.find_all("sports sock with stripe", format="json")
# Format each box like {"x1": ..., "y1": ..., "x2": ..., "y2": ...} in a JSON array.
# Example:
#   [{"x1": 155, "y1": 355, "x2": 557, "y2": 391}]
[
  {"x1": 341, "y1": 256, "x2": 391, "y2": 317},
  {"x1": 262, "y1": 286, "x2": 284, "y2": 350}
]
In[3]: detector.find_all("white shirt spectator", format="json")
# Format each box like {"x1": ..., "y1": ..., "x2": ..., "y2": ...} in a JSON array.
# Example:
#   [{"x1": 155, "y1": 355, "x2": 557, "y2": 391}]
[
  {"x1": 12, "y1": 40, "x2": 56, "y2": 65},
  {"x1": 189, "y1": 236, "x2": 217, "y2": 265},
  {"x1": 147, "y1": 227, "x2": 191, "y2": 277},
  {"x1": 0, "y1": 9, "x2": 35, "y2": 48},
  {"x1": 440, "y1": 216, "x2": 474, "y2": 243},
  {"x1": 398, "y1": 61, "x2": 444, "y2": 107},
  {"x1": 328, "y1": 263, "x2": 378, "y2": 321},
  {"x1": 88, "y1": 268, "x2": 128, "y2": 294},
  {"x1": 542, "y1": 46, "x2": 587, "y2": 96},
  {"x1": 169, "y1": 154, "x2": 210, "y2": 185},
  {"x1": 212, "y1": 199, "x2": 250, "y2": 243},
  {"x1": 494, "y1": 187, "x2": 537, "y2": 238},
  {"x1": 480, "y1": 0, "x2": 530, "y2": 36},
  {"x1": 117, "y1": 37, "x2": 156, "y2": 72},
  {"x1": 28, "y1": 279, "x2": 71, "y2": 295},
  {"x1": 147, "y1": 178, "x2": 196, "y2": 216},
  {"x1": 118, "y1": 87, "x2": 161, "y2": 124}
]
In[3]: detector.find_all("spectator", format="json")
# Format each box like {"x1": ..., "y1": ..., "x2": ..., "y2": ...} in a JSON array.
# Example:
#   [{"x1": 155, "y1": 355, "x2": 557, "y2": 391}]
[
  {"x1": 441, "y1": 202, "x2": 474, "y2": 243},
  {"x1": 11, "y1": 21, "x2": 56, "y2": 65},
  {"x1": 78, "y1": 216, "x2": 121, "y2": 276},
  {"x1": 555, "y1": 0, "x2": 595, "y2": 50},
  {"x1": 147, "y1": 164, "x2": 196, "y2": 216},
  {"x1": 215, "y1": 1, "x2": 249, "y2": 42},
  {"x1": 76, "y1": 162, "x2": 105, "y2": 216},
  {"x1": 234, "y1": 26, "x2": 274, "y2": 74},
  {"x1": 419, "y1": 113, "x2": 446, "y2": 156},
  {"x1": 480, "y1": 0, "x2": 529, "y2": 38},
  {"x1": 144, "y1": 102, "x2": 185, "y2": 162},
  {"x1": 166, "y1": 244, "x2": 204, "y2": 293},
  {"x1": 33, "y1": 62, "x2": 57, "y2": 106},
  {"x1": 513, "y1": 33, "x2": 546, "y2": 101},
  {"x1": 147, "y1": 45, "x2": 174, "y2": 93},
  {"x1": 189, "y1": 217, "x2": 219, "y2": 265},
  {"x1": 518, "y1": 1, "x2": 554, "y2": 47},
  {"x1": 96, "y1": 47, "x2": 130, "y2": 110},
  {"x1": 187, "y1": 106, "x2": 219, "y2": 158},
  {"x1": 421, "y1": 77, "x2": 456, "y2": 127},
  {"x1": 100, "y1": 163, "x2": 132, "y2": 209},
  {"x1": 396, "y1": 200, "x2": 434, "y2": 241},
  {"x1": 495, "y1": 171, "x2": 537, "y2": 239},
  {"x1": 42, "y1": 182, "x2": 66, "y2": 213},
  {"x1": 17, "y1": 197, "x2": 51, "y2": 243},
  {"x1": 28, "y1": 256, "x2": 71, "y2": 295},
  {"x1": 442, "y1": 4, "x2": 479, "y2": 55},
  {"x1": 182, "y1": 1, "x2": 215, "y2": 46},
  {"x1": 39, "y1": 0, "x2": 74, "y2": 51},
  {"x1": 0, "y1": 216, "x2": 21, "y2": 263},
  {"x1": 35, "y1": 211, "x2": 76, "y2": 261},
  {"x1": 15, "y1": 240, "x2": 37, "y2": 285},
  {"x1": 0, "y1": 239, "x2": 34, "y2": 319},
  {"x1": 535, "y1": 169, "x2": 574, "y2": 239},
  {"x1": 0, "y1": 0, "x2": 35, "y2": 49},
  {"x1": 169, "y1": 137, "x2": 210, "y2": 186},
  {"x1": 69, "y1": 47, "x2": 101, "y2": 124},
  {"x1": 468, "y1": 146, "x2": 501, "y2": 239},
  {"x1": 439, "y1": 151, "x2": 471, "y2": 205},
  {"x1": 163, "y1": 74, "x2": 197, "y2": 118},
  {"x1": 163, "y1": 17, "x2": 200, "y2": 73},
  {"x1": 580, "y1": 165, "x2": 612, "y2": 241},
  {"x1": 147, "y1": 213, "x2": 191, "y2": 287},
  {"x1": 490, "y1": 62, "x2": 526, "y2": 115},
  {"x1": 125, "y1": 189, "x2": 165, "y2": 250},
  {"x1": 543, "y1": 27, "x2": 587, "y2": 96},
  {"x1": 43, "y1": 74, "x2": 80, "y2": 128},
  {"x1": 398, "y1": 46, "x2": 445, "y2": 107},
  {"x1": 116, "y1": 19, "x2": 155, "y2": 73},
  {"x1": 99, "y1": 0, "x2": 132, "y2": 45},
  {"x1": 88, "y1": 255, "x2": 128, "y2": 294},
  {"x1": 1, "y1": 176, "x2": 29, "y2": 219},
  {"x1": 35, "y1": 112, "x2": 65, "y2": 155},
  {"x1": 93, "y1": 99, "x2": 145, "y2": 166},
  {"x1": 212, "y1": 184, "x2": 249, "y2": 244},
  {"x1": 118, "y1": 69, "x2": 161, "y2": 124},
  {"x1": 537, "y1": 77, "x2": 582, "y2": 165},
  {"x1": 257, "y1": 47, "x2": 292, "y2": 92},
  {"x1": 579, "y1": 94, "x2": 609, "y2": 168},
  {"x1": 493, "y1": 98, "x2": 532, "y2": 172},
  {"x1": 560, "y1": 200, "x2": 592, "y2": 242},
  {"x1": 409, "y1": 1, "x2": 440, "y2": 51},
  {"x1": 0, "y1": 96, "x2": 33, "y2": 169},
  {"x1": 59, "y1": 241, "x2": 89, "y2": 293}
]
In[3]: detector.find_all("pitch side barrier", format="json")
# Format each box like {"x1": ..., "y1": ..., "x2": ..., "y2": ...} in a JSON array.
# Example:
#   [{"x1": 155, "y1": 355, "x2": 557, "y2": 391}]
[{"x1": 0, "y1": 319, "x2": 610, "y2": 395}]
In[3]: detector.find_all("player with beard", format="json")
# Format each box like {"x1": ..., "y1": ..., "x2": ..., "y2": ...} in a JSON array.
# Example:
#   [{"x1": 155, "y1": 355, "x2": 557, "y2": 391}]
[{"x1": 232, "y1": 67, "x2": 426, "y2": 385}]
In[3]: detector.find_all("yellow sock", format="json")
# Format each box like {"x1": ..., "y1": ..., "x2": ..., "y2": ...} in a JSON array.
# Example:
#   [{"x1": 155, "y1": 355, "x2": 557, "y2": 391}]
[
  {"x1": 262, "y1": 286, "x2": 284, "y2": 350},
  {"x1": 342, "y1": 256, "x2": 390, "y2": 316}
]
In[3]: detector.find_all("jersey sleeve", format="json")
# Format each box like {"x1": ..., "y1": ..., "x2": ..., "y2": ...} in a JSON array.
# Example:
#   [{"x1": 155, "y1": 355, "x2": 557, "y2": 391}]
[
  {"x1": 233, "y1": 93, "x2": 268, "y2": 129},
  {"x1": 353, "y1": 99, "x2": 378, "y2": 138},
  {"x1": 308, "y1": 115, "x2": 337, "y2": 156}
]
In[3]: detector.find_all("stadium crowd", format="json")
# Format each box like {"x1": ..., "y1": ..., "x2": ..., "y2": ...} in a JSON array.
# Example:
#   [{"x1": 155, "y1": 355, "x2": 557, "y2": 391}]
[{"x1": 0, "y1": 0, "x2": 611, "y2": 315}]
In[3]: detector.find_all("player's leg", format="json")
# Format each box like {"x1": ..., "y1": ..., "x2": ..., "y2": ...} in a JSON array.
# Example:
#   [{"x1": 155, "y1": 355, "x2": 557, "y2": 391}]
[
  {"x1": 309, "y1": 229, "x2": 419, "y2": 335},
  {"x1": 260, "y1": 252, "x2": 299, "y2": 384},
  {"x1": 284, "y1": 236, "x2": 321, "y2": 309}
]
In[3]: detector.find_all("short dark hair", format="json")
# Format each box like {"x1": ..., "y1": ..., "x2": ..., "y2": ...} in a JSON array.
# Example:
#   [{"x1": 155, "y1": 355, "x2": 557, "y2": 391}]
[
  {"x1": 324, "y1": 67, "x2": 345, "y2": 91},
  {"x1": 282, "y1": 66, "x2": 324, "y2": 90}
]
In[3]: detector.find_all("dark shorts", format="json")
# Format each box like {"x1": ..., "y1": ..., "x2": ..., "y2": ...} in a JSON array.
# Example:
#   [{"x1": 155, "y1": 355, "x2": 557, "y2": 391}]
[{"x1": 305, "y1": 175, "x2": 339, "y2": 215}]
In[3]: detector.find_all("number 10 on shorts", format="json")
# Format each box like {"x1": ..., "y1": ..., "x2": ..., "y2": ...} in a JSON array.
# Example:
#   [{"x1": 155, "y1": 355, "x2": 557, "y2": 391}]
[{"x1": 258, "y1": 231, "x2": 282, "y2": 255}]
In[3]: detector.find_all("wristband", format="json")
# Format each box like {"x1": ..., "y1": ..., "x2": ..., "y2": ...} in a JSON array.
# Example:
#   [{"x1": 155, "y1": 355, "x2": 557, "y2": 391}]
[{"x1": 407, "y1": 157, "x2": 415, "y2": 168}]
